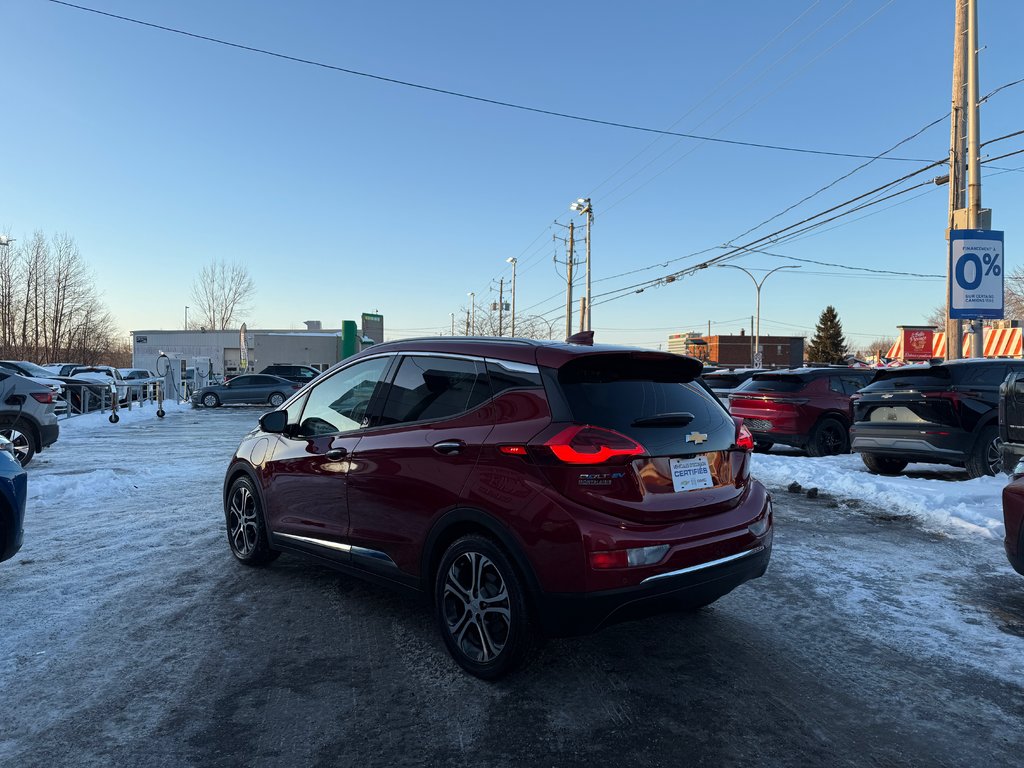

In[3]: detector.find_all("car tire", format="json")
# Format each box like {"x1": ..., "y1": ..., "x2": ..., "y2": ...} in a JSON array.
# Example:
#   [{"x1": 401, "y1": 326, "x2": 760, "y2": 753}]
[
  {"x1": 268, "y1": 392, "x2": 285, "y2": 408},
  {"x1": 434, "y1": 534, "x2": 533, "y2": 680},
  {"x1": 0, "y1": 422, "x2": 36, "y2": 467},
  {"x1": 202, "y1": 393, "x2": 220, "y2": 408},
  {"x1": 861, "y1": 453, "x2": 908, "y2": 476},
  {"x1": 965, "y1": 424, "x2": 1001, "y2": 479},
  {"x1": 224, "y1": 476, "x2": 280, "y2": 566},
  {"x1": 806, "y1": 417, "x2": 850, "y2": 457},
  {"x1": 753, "y1": 440, "x2": 774, "y2": 453}
]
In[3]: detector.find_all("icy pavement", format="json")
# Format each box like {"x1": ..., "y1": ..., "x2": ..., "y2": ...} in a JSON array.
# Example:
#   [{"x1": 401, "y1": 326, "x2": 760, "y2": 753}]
[{"x1": 752, "y1": 449, "x2": 1008, "y2": 540}]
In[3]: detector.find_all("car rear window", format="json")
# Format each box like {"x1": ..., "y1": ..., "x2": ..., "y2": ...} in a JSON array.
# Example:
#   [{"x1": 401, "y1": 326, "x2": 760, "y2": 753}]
[
  {"x1": 860, "y1": 365, "x2": 952, "y2": 392},
  {"x1": 703, "y1": 373, "x2": 747, "y2": 390},
  {"x1": 555, "y1": 355, "x2": 733, "y2": 456},
  {"x1": 736, "y1": 374, "x2": 807, "y2": 393}
]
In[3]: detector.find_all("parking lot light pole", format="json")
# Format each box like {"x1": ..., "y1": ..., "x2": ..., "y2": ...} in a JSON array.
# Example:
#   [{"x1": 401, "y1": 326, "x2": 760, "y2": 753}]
[
  {"x1": 467, "y1": 292, "x2": 475, "y2": 335},
  {"x1": 570, "y1": 198, "x2": 593, "y2": 330},
  {"x1": 717, "y1": 264, "x2": 799, "y2": 365}
]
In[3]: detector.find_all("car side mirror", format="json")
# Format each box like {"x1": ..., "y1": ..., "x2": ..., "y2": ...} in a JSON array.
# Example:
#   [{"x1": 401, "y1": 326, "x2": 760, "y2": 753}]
[{"x1": 259, "y1": 410, "x2": 289, "y2": 434}]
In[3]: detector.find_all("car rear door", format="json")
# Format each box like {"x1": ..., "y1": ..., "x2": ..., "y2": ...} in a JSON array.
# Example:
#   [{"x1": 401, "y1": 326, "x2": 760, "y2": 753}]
[{"x1": 345, "y1": 354, "x2": 494, "y2": 581}]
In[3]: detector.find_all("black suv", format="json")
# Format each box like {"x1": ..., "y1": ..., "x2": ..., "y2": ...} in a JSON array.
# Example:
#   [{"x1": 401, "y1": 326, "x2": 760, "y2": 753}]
[
  {"x1": 851, "y1": 359, "x2": 1024, "y2": 478},
  {"x1": 999, "y1": 370, "x2": 1024, "y2": 474},
  {"x1": 257, "y1": 365, "x2": 322, "y2": 384}
]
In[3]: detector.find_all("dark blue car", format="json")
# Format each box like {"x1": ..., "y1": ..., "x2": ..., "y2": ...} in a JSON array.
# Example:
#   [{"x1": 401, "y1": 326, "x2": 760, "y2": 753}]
[{"x1": 0, "y1": 437, "x2": 28, "y2": 563}]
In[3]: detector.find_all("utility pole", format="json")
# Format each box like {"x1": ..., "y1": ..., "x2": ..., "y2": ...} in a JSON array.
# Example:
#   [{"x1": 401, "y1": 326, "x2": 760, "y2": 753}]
[
  {"x1": 946, "y1": 0, "x2": 968, "y2": 360},
  {"x1": 467, "y1": 291, "x2": 476, "y2": 335},
  {"x1": 497, "y1": 278, "x2": 505, "y2": 337},
  {"x1": 579, "y1": 297, "x2": 586, "y2": 333},
  {"x1": 506, "y1": 256, "x2": 517, "y2": 337},
  {"x1": 966, "y1": 0, "x2": 985, "y2": 359},
  {"x1": 450, "y1": 312, "x2": 455, "y2": 336},
  {"x1": 465, "y1": 307, "x2": 470, "y2": 336},
  {"x1": 564, "y1": 222, "x2": 575, "y2": 340}
]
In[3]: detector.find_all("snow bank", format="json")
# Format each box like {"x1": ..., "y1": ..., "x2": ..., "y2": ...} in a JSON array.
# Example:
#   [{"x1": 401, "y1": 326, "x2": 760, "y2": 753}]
[{"x1": 752, "y1": 451, "x2": 1008, "y2": 540}]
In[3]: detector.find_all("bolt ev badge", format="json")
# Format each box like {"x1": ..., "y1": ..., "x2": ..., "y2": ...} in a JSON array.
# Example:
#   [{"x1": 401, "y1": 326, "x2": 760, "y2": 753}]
[{"x1": 686, "y1": 431, "x2": 708, "y2": 445}]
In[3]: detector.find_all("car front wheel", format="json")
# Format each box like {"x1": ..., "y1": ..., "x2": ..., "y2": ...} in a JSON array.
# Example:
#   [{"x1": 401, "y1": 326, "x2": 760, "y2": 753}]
[
  {"x1": 202, "y1": 393, "x2": 220, "y2": 408},
  {"x1": 225, "y1": 476, "x2": 279, "y2": 566},
  {"x1": 435, "y1": 535, "x2": 533, "y2": 680}
]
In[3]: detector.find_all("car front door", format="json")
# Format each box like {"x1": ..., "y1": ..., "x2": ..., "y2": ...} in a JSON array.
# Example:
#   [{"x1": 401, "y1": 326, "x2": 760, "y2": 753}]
[
  {"x1": 346, "y1": 355, "x2": 494, "y2": 582},
  {"x1": 260, "y1": 356, "x2": 393, "y2": 560}
]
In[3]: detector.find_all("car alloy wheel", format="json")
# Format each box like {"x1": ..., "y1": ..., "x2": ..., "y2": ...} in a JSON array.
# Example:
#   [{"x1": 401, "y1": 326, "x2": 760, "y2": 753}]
[
  {"x1": 0, "y1": 427, "x2": 34, "y2": 467},
  {"x1": 224, "y1": 477, "x2": 279, "y2": 566},
  {"x1": 442, "y1": 551, "x2": 512, "y2": 663},
  {"x1": 435, "y1": 535, "x2": 532, "y2": 679},
  {"x1": 227, "y1": 483, "x2": 259, "y2": 558},
  {"x1": 987, "y1": 435, "x2": 1003, "y2": 475},
  {"x1": 203, "y1": 393, "x2": 219, "y2": 408},
  {"x1": 269, "y1": 393, "x2": 285, "y2": 407}
]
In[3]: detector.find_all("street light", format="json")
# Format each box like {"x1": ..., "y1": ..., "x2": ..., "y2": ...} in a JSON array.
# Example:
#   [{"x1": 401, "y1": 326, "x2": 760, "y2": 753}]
[
  {"x1": 450, "y1": 312, "x2": 455, "y2": 336},
  {"x1": 0, "y1": 236, "x2": 15, "y2": 247},
  {"x1": 506, "y1": 257, "x2": 517, "y2": 337},
  {"x1": 467, "y1": 291, "x2": 475, "y2": 336},
  {"x1": 717, "y1": 264, "x2": 799, "y2": 366},
  {"x1": 569, "y1": 198, "x2": 593, "y2": 330},
  {"x1": 184, "y1": 306, "x2": 189, "y2": 330}
]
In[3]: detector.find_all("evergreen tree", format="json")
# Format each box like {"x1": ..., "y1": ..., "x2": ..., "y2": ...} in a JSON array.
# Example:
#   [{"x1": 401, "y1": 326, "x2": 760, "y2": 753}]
[{"x1": 806, "y1": 305, "x2": 848, "y2": 364}]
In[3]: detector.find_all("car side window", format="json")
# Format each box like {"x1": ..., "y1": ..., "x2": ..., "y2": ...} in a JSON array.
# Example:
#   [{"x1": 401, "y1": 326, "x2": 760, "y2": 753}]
[
  {"x1": 961, "y1": 365, "x2": 1008, "y2": 387},
  {"x1": 231, "y1": 376, "x2": 255, "y2": 387},
  {"x1": 829, "y1": 376, "x2": 844, "y2": 394},
  {"x1": 379, "y1": 356, "x2": 488, "y2": 426},
  {"x1": 486, "y1": 360, "x2": 543, "y2": 397},
  {"x1": 296, "y1": 357, "x2": 391, "y2": 437}
]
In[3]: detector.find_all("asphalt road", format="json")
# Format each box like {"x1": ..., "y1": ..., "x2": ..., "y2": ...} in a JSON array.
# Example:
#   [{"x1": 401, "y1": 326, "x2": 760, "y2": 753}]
[{"x1": 2, "y1": 408, "x2": 1022, "y2": 767}]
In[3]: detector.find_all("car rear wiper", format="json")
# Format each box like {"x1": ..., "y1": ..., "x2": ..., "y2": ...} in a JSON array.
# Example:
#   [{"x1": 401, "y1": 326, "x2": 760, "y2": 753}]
[{"x1": 631, "y1": 412, "x2": 695, "y2": 427}]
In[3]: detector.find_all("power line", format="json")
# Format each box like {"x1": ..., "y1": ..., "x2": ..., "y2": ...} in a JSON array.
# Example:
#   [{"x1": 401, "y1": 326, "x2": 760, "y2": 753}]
[{"x1": 46, "y1": 0, "x2": 935, "y2": 163}]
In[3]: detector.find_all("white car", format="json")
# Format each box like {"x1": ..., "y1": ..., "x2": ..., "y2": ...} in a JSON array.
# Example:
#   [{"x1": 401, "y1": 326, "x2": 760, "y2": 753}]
[{"x1": 69, "y1": 365, "x2": 129, "y2": 404}]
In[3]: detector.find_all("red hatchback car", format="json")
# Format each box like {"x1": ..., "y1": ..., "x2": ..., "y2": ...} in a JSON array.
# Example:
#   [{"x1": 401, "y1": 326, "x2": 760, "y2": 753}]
[
  {"x1": 222, "y1": 338, "x2": 773, "y2": 678},
  {"x1": 728, "y1": 368, "x2": 874, "y2": 456}
]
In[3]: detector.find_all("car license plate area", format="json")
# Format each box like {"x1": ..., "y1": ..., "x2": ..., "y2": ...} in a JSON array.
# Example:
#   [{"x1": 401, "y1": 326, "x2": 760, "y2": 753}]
[{"x1": 669, "y1": 456, "x2": 714, "y2": 492}]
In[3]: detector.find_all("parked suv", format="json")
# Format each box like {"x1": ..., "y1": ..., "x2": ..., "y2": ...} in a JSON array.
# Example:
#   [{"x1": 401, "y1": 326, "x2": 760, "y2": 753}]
[
  {"x1": 222, "y1": 338, "x2": 772, "y2": 678},
  {"x1": 258, "y1": 364, "x2": 322, "y2": 384},
  {"x1": 0, "y1": 435, "x2": 28, "y2": 562},
  {"x1": 728, "y1": 368, "x2": 874, "y2": 455},
  {"x1": 0, "y1": 372, "x2": 60, "y2": 466},
  {"x1": 852, "y1": 359, "x2": 1024, "y2": 478}
]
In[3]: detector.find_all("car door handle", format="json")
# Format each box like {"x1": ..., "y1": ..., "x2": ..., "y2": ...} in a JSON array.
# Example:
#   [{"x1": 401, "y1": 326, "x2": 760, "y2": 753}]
[
  {"x1": 433, "y1": 440, "x2": 465, "y2": 456},
  {"x1": 325, "y1": 448, "x2": 347, "y2": 460}
]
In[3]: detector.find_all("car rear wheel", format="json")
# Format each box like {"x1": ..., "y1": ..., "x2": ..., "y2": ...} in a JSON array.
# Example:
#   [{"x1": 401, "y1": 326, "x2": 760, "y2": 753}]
[
  {"x1": 0, "y1": 423, "x2": 36, "y2": 467},
  {"x1": 435, "y1": 535, "x2": 533, "y2": 680},
  {"x1": 225, "y1": 476, "x2": 279, "y2": 566},
  {"x1": 807, "y1": 417, "x2": 849, "y2": 457},
  {"x1": 965, "y1": 424, "x2": 1001, "y2": 479},
  {"x1": 202, "y1": 393, "x2": 220, "y2": 408},
  {"x1": 268, "y1": 392, "x2": 285, "y2": 407},
  {"x1": 861, "y1": 453, "x2": 908, "y2": 476}
]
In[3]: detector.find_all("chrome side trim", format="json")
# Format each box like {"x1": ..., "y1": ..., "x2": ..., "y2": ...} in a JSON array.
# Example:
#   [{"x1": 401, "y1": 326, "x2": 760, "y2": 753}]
[
  {"x1": 350, "y1": 546, "x2": 399, "y2": 568},
  {"x1": 276, "y1": 532, "x2": 352, "y2": 553},
  {"x1": 487, "y1": 358, "x2": 540, "y2": 375},
  {"x1": 640, "y1": 546, "x2": 765, "y2": 584}
]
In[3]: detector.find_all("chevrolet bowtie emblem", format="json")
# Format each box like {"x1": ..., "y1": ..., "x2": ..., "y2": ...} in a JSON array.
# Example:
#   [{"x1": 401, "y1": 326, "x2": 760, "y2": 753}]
[{"x1": 686, "y1": 431, "x2": 708, "y2": 445}]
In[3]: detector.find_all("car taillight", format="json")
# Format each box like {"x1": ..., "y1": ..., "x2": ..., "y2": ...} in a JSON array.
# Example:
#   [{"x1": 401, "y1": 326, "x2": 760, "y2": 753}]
[
  {"x1": 736, "y1": 423, "x2": 755, "y2": 451},
  {"x1": 544, "y1": 425, "x2": 645, "y2": 465},
  {"x1": 30, "y1": 392, "x2": 53, "y2": 404},
  {"x1": 590, "y1": 544, "x2": 669, "y2": 569}
]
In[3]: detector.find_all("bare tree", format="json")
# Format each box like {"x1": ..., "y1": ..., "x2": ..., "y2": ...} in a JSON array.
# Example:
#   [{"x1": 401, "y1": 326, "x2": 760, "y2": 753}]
[
  {"x1": 459, "y1": 304, "x2": 558, "y2": 340},
  {"x1": 190, "y1": 259, "x2": 256, "y2": 330}
]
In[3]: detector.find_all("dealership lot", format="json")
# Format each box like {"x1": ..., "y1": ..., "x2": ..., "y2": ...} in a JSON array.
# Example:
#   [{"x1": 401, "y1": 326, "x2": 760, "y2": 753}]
[{"x1": 1, "y1": 407, "x2": 1022, "y2": 767}]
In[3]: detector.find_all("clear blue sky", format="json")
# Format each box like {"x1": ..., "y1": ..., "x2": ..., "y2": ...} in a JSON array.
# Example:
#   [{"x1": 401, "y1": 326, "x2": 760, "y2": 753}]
[{"x1": 3, "y1": 0, "x2": 1022, "y2": 350}]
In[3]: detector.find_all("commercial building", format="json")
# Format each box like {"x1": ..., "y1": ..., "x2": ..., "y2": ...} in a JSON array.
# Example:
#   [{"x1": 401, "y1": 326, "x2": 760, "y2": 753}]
[
  {"x1": 131, "y1": 316, "x2": 384, "y2": 378},
  {"x1": 668, "y1": 331, "x2": 804, "y2": 367}
]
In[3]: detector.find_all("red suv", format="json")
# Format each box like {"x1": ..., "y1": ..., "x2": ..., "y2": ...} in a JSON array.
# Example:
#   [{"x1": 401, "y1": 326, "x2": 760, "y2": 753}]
[
  {"x1": 222, "y1": 338, "x2": 772, "y2": 678},
  {"x1": 728, "y1": 368, "x2": 874, "y2": 455}
]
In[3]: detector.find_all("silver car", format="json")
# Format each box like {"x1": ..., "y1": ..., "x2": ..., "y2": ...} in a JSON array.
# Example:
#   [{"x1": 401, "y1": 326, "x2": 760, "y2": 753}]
[{"x1": 0, "y1": 371, "x2": 60, "y2": 466}]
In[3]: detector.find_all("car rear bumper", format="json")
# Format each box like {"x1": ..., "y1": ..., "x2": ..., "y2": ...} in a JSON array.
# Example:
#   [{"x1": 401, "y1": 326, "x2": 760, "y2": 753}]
[
  {"x1": 39, "y1": 423, "x2": 59, "y2": 450},
  {"x1": 534, "y1": 531, "x2": 772, "y2": 637},
  {"x1": 851, "y1": 427, "x2": 971, "y2": 465}
]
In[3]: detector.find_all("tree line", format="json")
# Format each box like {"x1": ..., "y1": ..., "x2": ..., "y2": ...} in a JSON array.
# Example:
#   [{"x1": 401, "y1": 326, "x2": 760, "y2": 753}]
[{"x1": 0, "y1": 231, "x2": 127, "y2": 366}]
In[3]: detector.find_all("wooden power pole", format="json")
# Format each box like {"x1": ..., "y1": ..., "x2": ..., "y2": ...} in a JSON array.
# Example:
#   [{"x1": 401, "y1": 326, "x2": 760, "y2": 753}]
[{"x1": 946, "y1": 0, "x2": 967, "y2": 359}]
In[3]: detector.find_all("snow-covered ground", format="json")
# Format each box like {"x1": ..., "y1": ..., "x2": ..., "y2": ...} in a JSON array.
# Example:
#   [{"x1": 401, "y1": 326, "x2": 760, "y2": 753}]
[{"x1": 752, "y1": 449, "x2": 1009, "y2": 540}]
